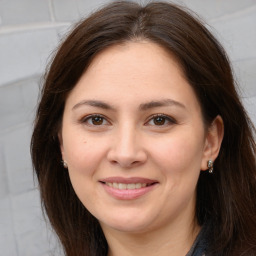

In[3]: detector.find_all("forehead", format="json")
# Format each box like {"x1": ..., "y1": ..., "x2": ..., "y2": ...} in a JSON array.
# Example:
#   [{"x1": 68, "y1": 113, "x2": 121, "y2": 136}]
[
  {"x1": 65, "y1": 41, "x2": 200, "y2": 112},
  {"x1": 86, "y1": 41, "x2": 184, "y2": 82}
]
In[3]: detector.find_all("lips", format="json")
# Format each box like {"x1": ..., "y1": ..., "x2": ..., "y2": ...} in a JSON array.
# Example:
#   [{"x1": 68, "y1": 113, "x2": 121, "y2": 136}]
[
  {"x1": 105, "y1": 182, "x2": 148, "y2": 190},
  {"x1": 99, "y1": 177, "x2": 158, "y2": 200}
]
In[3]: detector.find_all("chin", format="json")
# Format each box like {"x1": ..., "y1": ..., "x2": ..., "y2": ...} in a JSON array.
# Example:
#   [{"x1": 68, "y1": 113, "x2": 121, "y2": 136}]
[
  {"x1": 99, "y1": 212, "x2": 157, "y2": 234},
  {"x1": 104, "y1": 222, "x2": 150, "y2": 234}
]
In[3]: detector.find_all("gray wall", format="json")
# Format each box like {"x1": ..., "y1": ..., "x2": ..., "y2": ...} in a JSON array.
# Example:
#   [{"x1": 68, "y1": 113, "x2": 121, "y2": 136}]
[{"x1": 0, "y1": 1, "x2": 255, "y2": 255}]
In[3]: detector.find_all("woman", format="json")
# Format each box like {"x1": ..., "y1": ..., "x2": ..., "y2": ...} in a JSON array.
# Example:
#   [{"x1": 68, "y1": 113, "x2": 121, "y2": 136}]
[{"x1": 31, "y1": 1, "x2": 256, "y2": 255}]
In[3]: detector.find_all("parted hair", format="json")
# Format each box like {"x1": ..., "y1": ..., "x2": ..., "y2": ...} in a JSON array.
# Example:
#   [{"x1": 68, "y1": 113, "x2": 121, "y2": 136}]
[{"x1": 31, "y1": 1, "x2": 256, "y2": 255}]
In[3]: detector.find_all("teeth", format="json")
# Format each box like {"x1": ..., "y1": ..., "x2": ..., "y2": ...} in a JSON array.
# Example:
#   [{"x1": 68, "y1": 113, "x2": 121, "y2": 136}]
[
  {"x1": 118, "y1": 183, "x2": 127, "y2": 190},
  {"x1": 105, "y1": 182, "x2": 148, "y2": 189},
  {"x1": 136, "y1": 183, "x2": 142, "y2": 189},
  {"x1": 127, "y1": 184, "x2": 135, "y2": 189},
  {"x1": 106, "y1": 182, "x2": 113, "y2": 187}
]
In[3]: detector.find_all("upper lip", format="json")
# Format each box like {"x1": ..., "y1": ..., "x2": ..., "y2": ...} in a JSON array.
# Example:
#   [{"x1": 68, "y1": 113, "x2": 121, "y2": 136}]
[{"x1": 99, "y1": 177, "x2": 158, "y2": 184}]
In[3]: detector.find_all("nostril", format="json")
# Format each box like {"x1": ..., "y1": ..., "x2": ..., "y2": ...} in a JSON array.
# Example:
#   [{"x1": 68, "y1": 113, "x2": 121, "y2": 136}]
[
  {"x1": 110, "y1": 159, "x2": 139, "y2": 167},
  {"x1": 110, "y1": 159, "x2": 118, "y2": 165},
  {"x1": 107, "y1": 144, "x2": 147, "y2": 168}
]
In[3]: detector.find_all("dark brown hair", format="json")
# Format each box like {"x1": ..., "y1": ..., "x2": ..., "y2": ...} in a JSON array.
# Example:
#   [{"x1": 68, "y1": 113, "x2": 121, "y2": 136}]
[{"x1": 31, "y1": 1, "x2": 256, "y2": 255}]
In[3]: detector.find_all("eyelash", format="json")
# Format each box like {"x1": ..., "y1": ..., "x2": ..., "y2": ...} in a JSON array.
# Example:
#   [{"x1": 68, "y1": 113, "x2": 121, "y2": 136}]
[
  {"x1": 80, "y1": 114, "x2": 110, "y2": 126},
  {"x1": 145, "y1": 114, "x2": 177, "y2": 126},
  {"x1": 80, "y1": 114, "x2": 177, "y2": 127}
]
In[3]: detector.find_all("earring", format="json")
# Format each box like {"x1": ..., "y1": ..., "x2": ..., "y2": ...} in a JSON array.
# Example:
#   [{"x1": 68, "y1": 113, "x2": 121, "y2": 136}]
[
  {"x1": 207, "y1": 160, "x2": 213, "y2": 173},
  {"x1": 62, "y1": 160, "x2": 68, "y2": 168}
]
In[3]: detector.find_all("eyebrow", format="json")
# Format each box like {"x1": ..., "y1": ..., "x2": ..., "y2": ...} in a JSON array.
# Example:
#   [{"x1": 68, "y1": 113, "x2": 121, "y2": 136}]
[
  {"x1": 72, "y1": 100, "x2": 115, "y2": 110},
  {"x1": 139, "y1": 99, "x2": 186, "y2": 111},
  {"x1": 72, "y1": 99, "x2": 186, "y2": 111}
]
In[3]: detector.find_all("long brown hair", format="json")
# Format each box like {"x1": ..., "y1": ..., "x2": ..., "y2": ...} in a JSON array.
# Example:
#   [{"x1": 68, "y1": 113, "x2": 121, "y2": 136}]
[{"x1": 31, "y1": 1, "x2": 256, "y2": 255}]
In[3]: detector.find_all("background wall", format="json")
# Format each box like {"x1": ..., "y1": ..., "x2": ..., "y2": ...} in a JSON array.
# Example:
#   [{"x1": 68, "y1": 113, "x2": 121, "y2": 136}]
[{"x1": 0, "y1": 0, "x2": 255, "y2": 255}]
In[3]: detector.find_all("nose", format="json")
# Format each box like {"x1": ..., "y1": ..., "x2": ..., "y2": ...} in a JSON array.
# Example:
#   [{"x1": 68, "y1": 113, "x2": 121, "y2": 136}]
[{"x1": 107, "y1": 124, "x2": 147, "y2": 168}]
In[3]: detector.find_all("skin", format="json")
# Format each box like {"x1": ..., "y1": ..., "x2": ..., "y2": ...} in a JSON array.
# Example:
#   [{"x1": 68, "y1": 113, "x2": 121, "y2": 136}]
[{"x1": 59, "y1": 41, "x2": 223, "y2": 256}]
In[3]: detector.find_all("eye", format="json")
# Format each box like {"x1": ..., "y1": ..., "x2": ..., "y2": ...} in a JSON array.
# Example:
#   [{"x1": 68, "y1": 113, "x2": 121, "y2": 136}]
[
  {"x1": 146, "y1": 114, "x2": 176, "y2": 126},
  {"x1": 81, "y1": 114, "x2": 109, "y2": 126}
]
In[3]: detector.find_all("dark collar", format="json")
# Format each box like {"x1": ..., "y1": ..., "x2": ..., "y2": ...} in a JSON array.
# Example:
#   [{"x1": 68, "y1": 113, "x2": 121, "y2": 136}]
[{"x1": 185, "y1": 222, "x2": 210, "y2": 256}]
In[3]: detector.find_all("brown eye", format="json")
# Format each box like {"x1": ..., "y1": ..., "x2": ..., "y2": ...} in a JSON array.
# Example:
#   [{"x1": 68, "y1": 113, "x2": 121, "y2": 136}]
[
  {"x1": 146, "y1": 114, "x2": 177, "y2": 127},
  {"x1": 91, "y1": 116, "x2": 104, "y2": 125},
  {"x1": 153, "y1": 116, "x2": 166, "y2": 125},
  {"x1": 82, "y1": 115, "x2": 109, "y2": 126}
]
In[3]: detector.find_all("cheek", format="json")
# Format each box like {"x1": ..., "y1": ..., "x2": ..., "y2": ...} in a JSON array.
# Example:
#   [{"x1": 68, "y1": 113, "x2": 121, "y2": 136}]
[
  {"x1": 149, "y1": 132, "x2": 204, "y2": 175},
  {"x1": 63, "y1": 134, "x2": 107, "y2": 176},
  {"x1": 64, "y1": 136, "x2": 108, "y2": 206}
]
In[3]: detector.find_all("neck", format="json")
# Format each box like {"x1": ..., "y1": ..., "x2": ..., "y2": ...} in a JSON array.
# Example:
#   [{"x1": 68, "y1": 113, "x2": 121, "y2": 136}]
[{"x1": 103, "y1": 216, "x2": 200, "y2": 256}]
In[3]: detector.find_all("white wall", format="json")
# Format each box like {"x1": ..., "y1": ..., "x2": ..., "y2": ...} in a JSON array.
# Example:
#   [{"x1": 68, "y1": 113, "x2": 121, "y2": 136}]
[{"x1": 0, "y1": 1, "x2": 255, "y2": 255}]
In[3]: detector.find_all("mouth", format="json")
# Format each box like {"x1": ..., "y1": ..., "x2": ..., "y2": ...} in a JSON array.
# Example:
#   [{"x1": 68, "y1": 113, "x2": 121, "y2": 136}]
[
  {"x1": 101, "y1": 182, "x2": 155, "y2": 190},
  {"x1": 99, "y1": 177, "x2": 158, "y2": 200}
]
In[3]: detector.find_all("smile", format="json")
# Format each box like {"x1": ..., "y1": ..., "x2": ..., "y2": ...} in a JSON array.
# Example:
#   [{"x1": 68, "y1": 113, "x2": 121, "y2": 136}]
[
  {"x1": 105, "y1": 182, "x2": 148, "y2": 190},
  {"x1": 100, "y1": 177, "x2": 158, "y2": 200}
]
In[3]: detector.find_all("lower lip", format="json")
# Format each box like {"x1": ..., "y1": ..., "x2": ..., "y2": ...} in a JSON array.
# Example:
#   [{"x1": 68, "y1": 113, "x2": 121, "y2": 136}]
[{"x1": 101, "y1": 183, "x2": 157, "y2": 200}]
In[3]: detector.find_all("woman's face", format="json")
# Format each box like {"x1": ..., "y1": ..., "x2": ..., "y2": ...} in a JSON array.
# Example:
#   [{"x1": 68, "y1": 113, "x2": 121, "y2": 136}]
[{"x1": 59, "y1": 41, "x2": 211, "y2": 234}]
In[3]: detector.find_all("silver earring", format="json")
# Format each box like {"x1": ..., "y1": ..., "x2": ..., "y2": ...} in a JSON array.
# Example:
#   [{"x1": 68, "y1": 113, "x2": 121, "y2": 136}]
[
  {"x1": 207, "y1": 160, "x2": 213, "y2": 173},
  {"x1": 62, "y1": 160, "x2": 68, "y2": 168}
]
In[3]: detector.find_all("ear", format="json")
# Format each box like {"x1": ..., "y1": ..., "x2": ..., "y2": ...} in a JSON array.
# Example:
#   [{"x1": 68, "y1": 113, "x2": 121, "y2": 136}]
[
  {"x1": 58, "y1": 131, "x2": 65, "y2": 159},
  {"x1": 201, "y1": 115, "x2": 224, "y2": 171}
]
